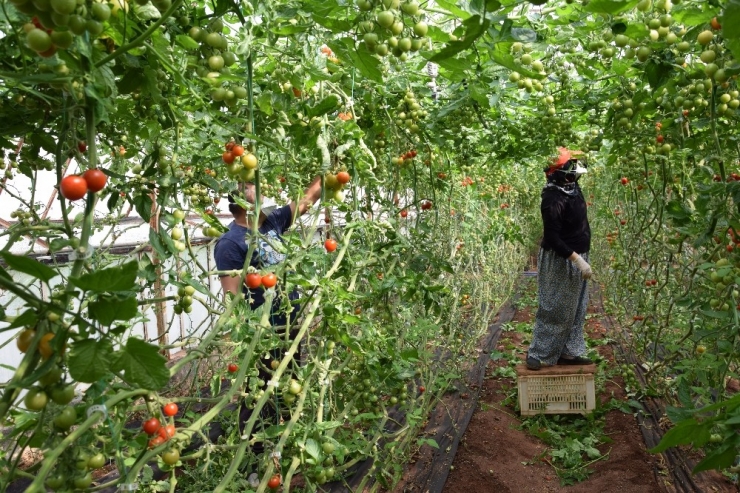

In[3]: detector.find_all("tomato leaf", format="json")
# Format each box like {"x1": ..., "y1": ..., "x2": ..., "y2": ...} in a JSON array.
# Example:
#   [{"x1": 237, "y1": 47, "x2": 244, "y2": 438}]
[
  {"x1": 133, "y1": 193, "x2": 153, "y2": 222},
  {"x1": 722, "y1": 0, "x2": 740, "y2": 40},
  {"x1": 112, "y1": 337, "x2": 169, "y2": 390},
  {"x1": 583, "y1": 0, "x2": 640, "y2": 15},
  {"x1": 307, "y1": 94, "x2": 340, "y2": 118},
  {"x1": 175, "y1": 34, "x2": 199, "y2": 51},
  {"x1": 430, "y1": 15, "x2": 490, "y2": 62},
  {"x1": 693, "y1": 443, "x2": 738, "y2": 473},
  {"x1": 0, "y1": 252, "x2": 58, "y2": 283},
  {"x1": 673, "y1": 7, "x2": 715, "y2": 26},
  {"x1": 434, "y1": 0, "x2": 471, "y2": 19},
  {"x1": 68, "y1": 339, "x2": 114, "y2": 383},
  {"x1": 89, "y1": 295, "x2": 138, "y2": 326},
  {"x1": 3, "y1": 309, "x2": 38, "y2": 331},
  {"x1": 649, "y1": 418, "x2": 711, "y2": 453},
  {"x1": 305, "y1": 438, "x2": 321, "y2": 461},
  {"x1": 329, "y1": 39, "x2": 382, "y2": 83},
  {"x1": 70, "y1": 261, "x2": 139, "y2": 292}
]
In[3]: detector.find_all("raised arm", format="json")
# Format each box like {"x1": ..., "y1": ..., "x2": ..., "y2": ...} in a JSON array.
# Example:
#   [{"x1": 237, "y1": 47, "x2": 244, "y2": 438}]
[{"x1": 290, "y1": 175, "x2": 323, "y2": 217}]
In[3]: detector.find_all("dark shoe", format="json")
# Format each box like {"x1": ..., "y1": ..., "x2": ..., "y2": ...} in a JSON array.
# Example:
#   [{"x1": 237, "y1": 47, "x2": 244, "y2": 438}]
[
  {"x1": 557, "y1": 356, "x2": 593, "y2": 365},
  {"x1": 526, "y1": 356, "x2": 541, "y2": 370}
]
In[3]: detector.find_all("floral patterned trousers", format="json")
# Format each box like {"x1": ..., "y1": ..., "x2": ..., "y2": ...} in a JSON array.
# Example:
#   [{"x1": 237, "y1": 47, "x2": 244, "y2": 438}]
[{"x1": 527, "y1": 248, "x2": 589, "y2": 366}]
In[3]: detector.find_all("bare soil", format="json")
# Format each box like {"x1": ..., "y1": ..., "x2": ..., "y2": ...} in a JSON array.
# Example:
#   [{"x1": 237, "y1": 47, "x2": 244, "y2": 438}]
[{"x1": 393, "y1": 281, "x2": 738, "y2": 493}]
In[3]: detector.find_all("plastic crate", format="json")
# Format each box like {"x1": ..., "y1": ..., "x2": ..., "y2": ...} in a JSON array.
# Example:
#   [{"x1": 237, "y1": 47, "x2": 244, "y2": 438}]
[{"x1": 516, "y1": 365, "x2": 596, "y2": 416}]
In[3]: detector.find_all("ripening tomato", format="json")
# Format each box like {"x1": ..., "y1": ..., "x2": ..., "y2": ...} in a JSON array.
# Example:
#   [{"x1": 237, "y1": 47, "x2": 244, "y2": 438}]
[
  {"x1": 143, "y1": 417, "x2": 161, "y2": 435},
  {"x1": 710, "y1": 17, "x2": 721, "y2": 30},
  {"x1": 223, "y1": 151, "x2": 236, "y2": 164},
  {"x1": 267, "y1": 474, "x2": 281, "y2": 489},
  {"x1": 336, "y1": 171, "x2": 351, "y2": 184},
  {"x1": 39, "y1": 332, "x2": 61, "y2": 359},
  {"x1": 60, "y1": 175, "x2": 88, "y2": 200},
  {"x1": 324, "y1": 238, "x2": 338, "y2": 252},
  {"x1": 83, "y1": 168, "x2": 107, "y2": 192},
  {"x1": 148, "y1": 436, "x2": 165, "y2": 449},
  {"x1": 16, "y1": 329, "x2": 35, "y2": 353},
  {"x1": 245, "y1": 272, "x2": 263, "y2": 289},
  {"x1": 158, "y1": 424, "x2": 176, "y2": 441},
  {"x1": 163, "y1": 402, "x2": 178, "y2": 417},
  {"x1": 261, "y1": 273, "x2": 277, "y2": 288}
]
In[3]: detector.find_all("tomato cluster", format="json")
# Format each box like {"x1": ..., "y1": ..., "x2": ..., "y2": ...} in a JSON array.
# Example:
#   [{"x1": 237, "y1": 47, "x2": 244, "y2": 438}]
[
  {"x1": 59, "y1": 169, "x2": 107, "y2": 201},
  {"x1": 245, "y1": 271, "x2": 278, "y2": 289},
  {"x1": 391, "y1": 149, "x2": 417, "y2": 167}
]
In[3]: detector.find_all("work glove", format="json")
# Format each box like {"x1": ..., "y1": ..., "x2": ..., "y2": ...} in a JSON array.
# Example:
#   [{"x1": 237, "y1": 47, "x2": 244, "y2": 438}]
[{"x1": 569, "y1": 252, "x2": 593, "y2": 280}]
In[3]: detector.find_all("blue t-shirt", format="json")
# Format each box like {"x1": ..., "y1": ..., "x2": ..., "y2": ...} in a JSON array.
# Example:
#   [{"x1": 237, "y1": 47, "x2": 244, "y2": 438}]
[{"x1": 214, "y1": 205, "x2": 299, "y2": 325}]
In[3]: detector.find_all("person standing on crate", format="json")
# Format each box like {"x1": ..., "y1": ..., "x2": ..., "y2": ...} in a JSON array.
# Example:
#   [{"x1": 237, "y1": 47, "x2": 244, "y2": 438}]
[{"x1": 526, "y1": 147, "x2": 594, "y2": 371}]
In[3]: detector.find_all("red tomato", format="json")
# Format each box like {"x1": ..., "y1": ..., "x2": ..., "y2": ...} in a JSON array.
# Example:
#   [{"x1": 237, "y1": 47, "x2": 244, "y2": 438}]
[
  {"x1": 222, "y1": 151, "x2": 236, "y2": 164},
  {"x1": 78, "y1": 141, "x2": 87, "y2": 153},
  {"x1": 158, "y1": 424, "x2": 176, "y2": 441},
  {"x1": 228, "y1": 363, "x2": 238, "y2": 373},
  {"x1": 324, "y1": 238, "x2": 338, "y2": 253},
  {"x1": 710, "y1": 17, "x2": 721, "y2": 30},
  {"x1": 148, "y1": 436, "x2": 165, "y2": 449},
  {"x1": 267, "y1": 475, "x2": 281, "y2": 489},
  {"x1": 336, "y1": 171, "x2": 350, "y2": 184},
  {"x1": 232, "y1": 145, "x2": 244, "y2": 157},
  {"x1": 261, "y1": 273, "x2": 277, "y2": 288},
  {"x1": 421, "y1": 200, "x2": 432, "y2": 210},
  {"x1": 400, "y1": 209, "x2": 408, "y2": 218},
  {"x1": 83, "y1": 168, "x2": 107, "y2": 192},
  {"x1": 245, "y1": 272, "x2": 263, "y2": 289},
  {"x1": 656, "y1": 135, "x2": 664, "y2": 144},
  {"x1": 418, "y1": 386, "x2": 426, "y2": 393},
  {"x1": 60, "y1": 175, "x2": 88, "y2": 200},
  {"x1": 143, "y1": 417, "x2": 161, "y2": 435},
  {"x1": 620, "y1": 177, "x2": 629, "y2": 185},
  {"x1": 163, "y1": 402, "x2": 178, "y2": 417}
]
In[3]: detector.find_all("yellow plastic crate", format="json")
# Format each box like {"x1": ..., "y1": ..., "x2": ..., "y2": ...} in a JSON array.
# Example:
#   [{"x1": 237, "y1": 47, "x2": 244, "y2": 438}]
[{"x1": 516, "y1": 365, "x2": 596, "y2": 416}]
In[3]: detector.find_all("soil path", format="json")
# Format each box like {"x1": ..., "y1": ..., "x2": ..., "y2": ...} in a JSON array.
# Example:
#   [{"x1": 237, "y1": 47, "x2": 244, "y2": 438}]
[{"x1": 393, "y1": 276, "x2": 737, "y2": 493}]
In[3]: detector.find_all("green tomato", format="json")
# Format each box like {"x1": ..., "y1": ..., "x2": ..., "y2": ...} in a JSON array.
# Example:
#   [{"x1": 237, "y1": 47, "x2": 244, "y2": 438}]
[
  {"x1": 73, "y1": 472, "x2": 92, "y2": 489},
  {"x1": 53, "y1": 405, "x2": 76, "y2": 430},
  {"x1": 87, "y1": 452, "x2": 106, "y2": 469},
  {"x1": 24, "y1": 388, "x2": 48, "y2": 411},
  {"x1": 161, "y1": 448, "x2": 180, "y2": 465},
  {"x1": 45, "y1": 473, "x2": 65, "y2": 490},
  {"x1": 91, "y1": 2, "x2": 111, "y2": 21},
  {"x1": 50, "y1": 384, "x2": 75, "y2": 405}
]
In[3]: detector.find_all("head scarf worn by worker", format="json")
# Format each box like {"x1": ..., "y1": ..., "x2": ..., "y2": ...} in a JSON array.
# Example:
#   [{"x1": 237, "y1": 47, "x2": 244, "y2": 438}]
[{"x1": 544, "y1": 147, "x2": 587, "y2": 195}]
